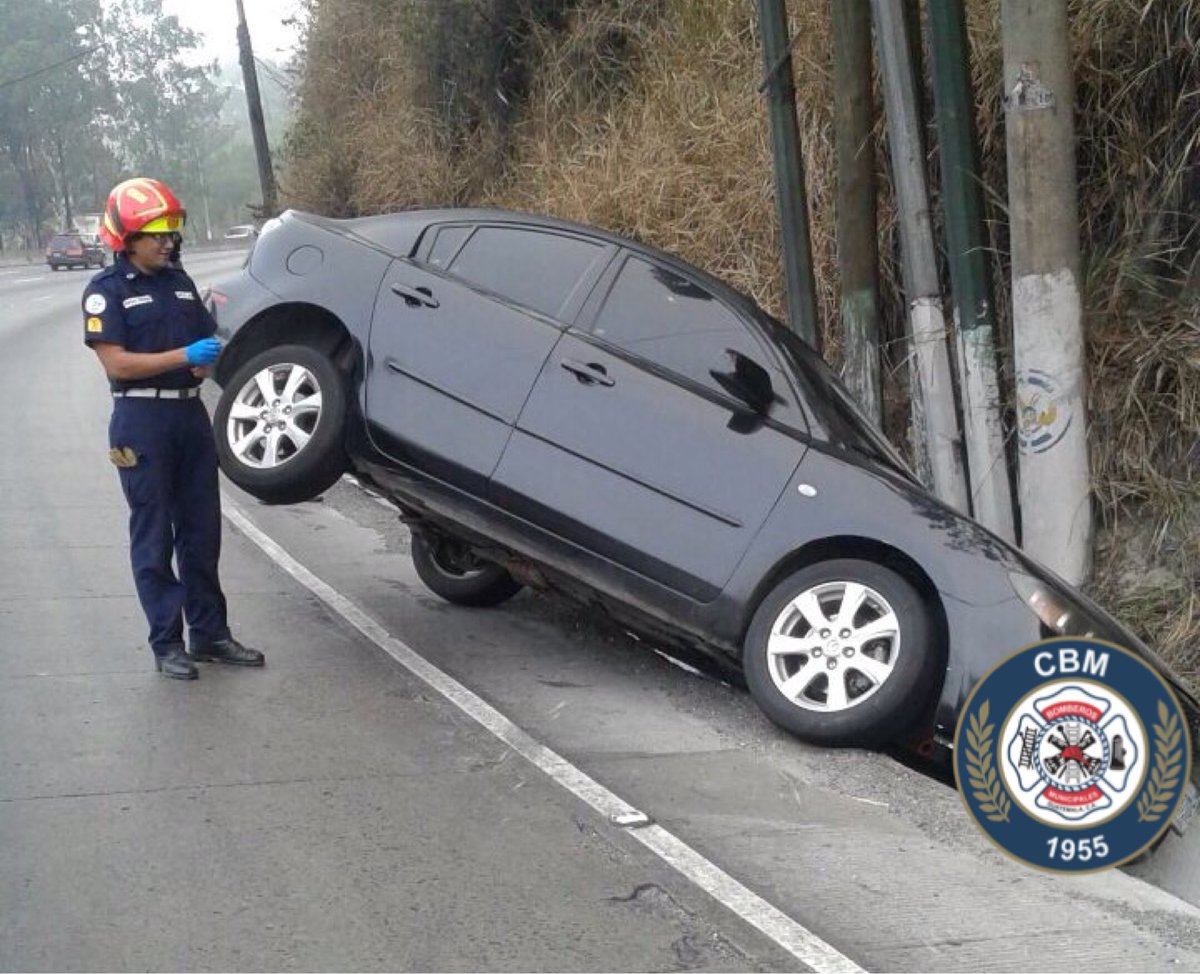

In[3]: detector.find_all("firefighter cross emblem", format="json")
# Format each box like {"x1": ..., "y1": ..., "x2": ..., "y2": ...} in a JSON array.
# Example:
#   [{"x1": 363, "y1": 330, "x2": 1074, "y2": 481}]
[{"x1": 955, "y1": 637, "x2": 1193, "y2": 872}]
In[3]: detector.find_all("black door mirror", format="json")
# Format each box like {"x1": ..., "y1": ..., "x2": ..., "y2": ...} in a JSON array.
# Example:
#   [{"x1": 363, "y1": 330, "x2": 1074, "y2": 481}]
[{"x1": 709, "y1": 349, "x2": 778, "y2": 415}]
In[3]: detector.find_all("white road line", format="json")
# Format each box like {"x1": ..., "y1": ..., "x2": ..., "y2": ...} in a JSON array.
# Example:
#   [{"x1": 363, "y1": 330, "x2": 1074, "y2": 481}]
[
  {"x1": 13, "y1": 277, "x2": 43, "y2": 283},
  {"x1": 221, "y1": 495, "x2": 864, "y2": 974}
]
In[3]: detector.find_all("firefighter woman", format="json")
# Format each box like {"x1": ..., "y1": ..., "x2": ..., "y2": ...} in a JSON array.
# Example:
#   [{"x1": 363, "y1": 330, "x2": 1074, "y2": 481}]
[{"x1": 83, "y1": 177, "x2": 264, "y2": 679}]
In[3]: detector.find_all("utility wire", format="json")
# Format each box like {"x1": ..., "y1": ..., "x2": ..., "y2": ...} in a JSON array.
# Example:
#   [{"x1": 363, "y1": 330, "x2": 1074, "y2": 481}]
[
  {"x1": 253, "y1": 56, "x2": 294, "y2": 94},
  {"x1": 0, "y1": 44, "x2": 102, "y2": 92}
]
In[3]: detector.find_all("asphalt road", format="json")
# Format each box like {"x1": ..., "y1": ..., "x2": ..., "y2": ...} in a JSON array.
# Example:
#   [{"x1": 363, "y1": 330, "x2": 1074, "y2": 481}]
[{"x1": 2, "y1": 249, "x2": 1199, "y2": 972}]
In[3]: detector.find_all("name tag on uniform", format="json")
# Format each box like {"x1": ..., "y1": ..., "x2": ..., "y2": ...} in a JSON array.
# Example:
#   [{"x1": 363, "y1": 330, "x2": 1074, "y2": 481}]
[
  {"x1": 123, "y1": 295, "x2": 153, "y2": 309},
  {"x1": 175, "y1": 290, "x2": 195, "y2": 301}
]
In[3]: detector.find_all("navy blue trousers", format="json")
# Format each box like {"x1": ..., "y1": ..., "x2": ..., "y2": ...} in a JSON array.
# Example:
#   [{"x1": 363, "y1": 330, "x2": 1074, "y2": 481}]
[{"x1": 109, "y1": 397, "x2": 231, "y2": 655}]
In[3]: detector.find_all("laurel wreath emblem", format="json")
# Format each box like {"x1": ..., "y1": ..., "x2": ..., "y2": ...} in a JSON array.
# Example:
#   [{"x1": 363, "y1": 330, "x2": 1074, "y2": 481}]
[
  {"x1": 965, "y1": 700, "x2": 1011, "y2": 823},
  {"x1": 1137, "y1": 700, "x2": 1183, "y2": 823}
]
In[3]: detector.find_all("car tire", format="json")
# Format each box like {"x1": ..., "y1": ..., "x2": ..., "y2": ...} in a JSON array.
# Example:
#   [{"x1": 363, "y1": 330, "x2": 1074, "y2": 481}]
[
  {"x1": 742, "y1": 558, "x2": 939, "y2": 747},
  {"x1": 410, "y1": 531, "x2": 523, "y2": 607},
  {"x1": 214, "y1": 343, "x2": 348, "y2": 505}
]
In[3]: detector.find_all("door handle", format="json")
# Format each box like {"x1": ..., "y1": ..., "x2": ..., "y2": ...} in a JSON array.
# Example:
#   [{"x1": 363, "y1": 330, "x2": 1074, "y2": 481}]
[
  {"x1": 560, "y1": 359, "x2": 615, "y2": 387},
  {"x1": 390, "y1": 282, "x2": 440, "y2": 308}
]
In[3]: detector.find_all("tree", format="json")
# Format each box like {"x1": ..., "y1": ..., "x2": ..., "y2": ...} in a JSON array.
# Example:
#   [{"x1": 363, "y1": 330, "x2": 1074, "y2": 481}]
[
  {"x1": 0, "y1": 0, "x2": 227, "y2": 249},
  {"x1": 97, "y1": 0, "x2": 227, "y2": 210},
  {"x1": 0, "y1": 0, "x2": 99, "y2": 242}
]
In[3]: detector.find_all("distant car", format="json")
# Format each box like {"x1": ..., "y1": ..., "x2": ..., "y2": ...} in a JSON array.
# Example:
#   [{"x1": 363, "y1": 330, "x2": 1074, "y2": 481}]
[
  {"x1": 46, "y1": 232, "x2": 105, "y2": 270},
  {"x1": 204, "y1": 208, "x2": 1200, "y2": 787},
  {"x1": 223, "y1": 224, "x2": 259, "y2": 241}
]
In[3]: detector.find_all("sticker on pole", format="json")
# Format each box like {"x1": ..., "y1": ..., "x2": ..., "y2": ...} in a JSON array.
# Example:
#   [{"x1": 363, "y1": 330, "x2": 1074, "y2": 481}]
[
  {"x1": 955, "y1": 637, "x2": 1191, "y2": 873},
  {"x1": 1016, "y1": 368, "x2": 1072, "y2": 454}
]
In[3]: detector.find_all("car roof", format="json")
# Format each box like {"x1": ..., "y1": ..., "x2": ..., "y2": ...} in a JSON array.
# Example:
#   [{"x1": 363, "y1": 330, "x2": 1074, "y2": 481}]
[{"x1": 292, "y1": 207, "x2": 766, "y2": 323}]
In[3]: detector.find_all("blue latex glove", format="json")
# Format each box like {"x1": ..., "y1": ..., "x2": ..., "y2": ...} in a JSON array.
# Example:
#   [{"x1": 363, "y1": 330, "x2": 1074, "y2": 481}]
[{"x1": 185, "y1": 337, "x2": 222, "y2": 366}]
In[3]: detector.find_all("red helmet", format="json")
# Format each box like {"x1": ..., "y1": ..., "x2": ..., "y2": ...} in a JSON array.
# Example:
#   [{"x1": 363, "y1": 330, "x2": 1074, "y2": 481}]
[{"x1": 100, "y1": 177, "x2": 187, "y2": 251}]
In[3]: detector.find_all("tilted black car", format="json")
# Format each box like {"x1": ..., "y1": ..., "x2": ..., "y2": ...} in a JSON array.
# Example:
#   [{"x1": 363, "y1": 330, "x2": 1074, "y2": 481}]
[{"x1": 206, "y1": 208, "x2": 1200, "y2": 783}]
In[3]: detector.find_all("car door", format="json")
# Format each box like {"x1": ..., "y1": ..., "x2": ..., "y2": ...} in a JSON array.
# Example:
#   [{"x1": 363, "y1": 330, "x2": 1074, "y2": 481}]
[
  {"x1": 365, "y1": 223, "x2": 613, "y2": 495},
  {"x1": 491, "y1": 252, "x2": 808, "y2": 602}
]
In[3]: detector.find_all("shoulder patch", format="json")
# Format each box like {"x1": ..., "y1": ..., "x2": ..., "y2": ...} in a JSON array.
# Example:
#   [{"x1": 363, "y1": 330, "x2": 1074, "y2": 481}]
[
  {"x1": 84, "y1": 293, "x2": 107, "y2": 314},
  {"x1": 122, "y1": 295, "x2": 154, "y2": 309},
  {"x1": 175, "y1": 290, "x2": 195, "y2": 301},
  {"x1": 86, "y1": 316, "x2": 103, "y2": 333}
]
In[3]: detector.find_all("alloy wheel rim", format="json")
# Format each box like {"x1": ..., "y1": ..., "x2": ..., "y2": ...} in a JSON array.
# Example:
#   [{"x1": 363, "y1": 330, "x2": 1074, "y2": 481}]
[
  {"x1": 766, "y1": 580, "x2": 901, "y2": 713},
  {"x1": 226, "y1": 362, "x2": 322, "y2": 469}
]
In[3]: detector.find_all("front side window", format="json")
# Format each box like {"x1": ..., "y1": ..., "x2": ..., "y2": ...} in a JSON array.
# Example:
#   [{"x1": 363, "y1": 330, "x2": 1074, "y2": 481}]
[
  {"x1": 590, "y1": 255, "x2": 771, "y2": 397},
  {"x1": 447, "y1": 226, "x2": 603, "y2": 319}
]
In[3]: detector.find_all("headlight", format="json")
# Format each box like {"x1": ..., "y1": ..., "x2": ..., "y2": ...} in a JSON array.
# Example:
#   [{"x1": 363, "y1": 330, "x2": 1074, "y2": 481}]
[{"x1": 1008, "y1": 571, "x2": 1099, "y2": 637}]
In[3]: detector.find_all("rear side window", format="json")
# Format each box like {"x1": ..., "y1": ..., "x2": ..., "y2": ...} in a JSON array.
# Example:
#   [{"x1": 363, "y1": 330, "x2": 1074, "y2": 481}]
[
  {"x1": 447, "y1": 226, "x2": 602, "y2": 318},
  {"x1": 425, "y1": 225, "x2": 471, "y2": 269},
  {"x1": 591, "y1": 255, "x2": 771, "y2": 395}
]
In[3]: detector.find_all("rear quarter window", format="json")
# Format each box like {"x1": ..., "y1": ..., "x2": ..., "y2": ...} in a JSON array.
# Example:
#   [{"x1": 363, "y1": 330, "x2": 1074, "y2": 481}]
[{"x1": 424, "y1": 225, "x2": 472, "y2": 269}]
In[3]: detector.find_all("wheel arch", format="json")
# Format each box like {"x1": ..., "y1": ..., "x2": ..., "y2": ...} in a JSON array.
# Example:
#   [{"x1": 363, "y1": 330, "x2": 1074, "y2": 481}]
[
  {"x1": 215, "y1": 302, "x2": 358, "y2": 387},
  {"x1": 740, "y1": 535, "x2": 950, "y2": 675}
]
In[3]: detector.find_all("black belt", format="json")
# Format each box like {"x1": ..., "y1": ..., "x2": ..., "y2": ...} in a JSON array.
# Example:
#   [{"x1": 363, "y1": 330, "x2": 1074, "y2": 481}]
[{"x1": 112, "y1": 387, "x2": 202, "y2": 399}]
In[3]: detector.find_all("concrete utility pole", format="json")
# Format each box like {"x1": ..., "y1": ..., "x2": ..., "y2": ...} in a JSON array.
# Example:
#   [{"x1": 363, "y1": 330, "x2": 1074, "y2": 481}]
[
  {"x1": 1002, "y1": 0, "x2": 1091, "y2": 583},
  {"x1": 755, "y1": 0, "x2": 821, "y2": 351},
  {"x1": 236, "y1": 0, "x2": 278, "y2": 217},
  {"x1": 871, "y1": 0, "x2": 970, "y2": 512},
  {"x1": 832, "y1": 0, "x2": 882, "y2": 422},
  {"x1": 928, "y1": 0, "x2": 1015, "y2": 542}
]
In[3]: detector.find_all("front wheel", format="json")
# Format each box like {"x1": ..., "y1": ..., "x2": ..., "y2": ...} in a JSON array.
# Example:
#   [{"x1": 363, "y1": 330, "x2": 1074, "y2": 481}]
[
  {"x1": 410, "y1": 532, "x2": 523, "y2": 607},
  {"x1": 742, "y1": 559, "x2": 940, "y2": 747},
  {"x1": 214, "y1": 343, "x2": 348, "y2": 504}
]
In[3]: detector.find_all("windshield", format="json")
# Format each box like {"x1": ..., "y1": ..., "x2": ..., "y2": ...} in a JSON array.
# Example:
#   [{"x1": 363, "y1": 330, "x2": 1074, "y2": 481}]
[
  {"x1": 765, "y1": 321, "x2": 916, "y2": 478},
  {"x1": 50, "y1": 235, "x2": 78, "y2": 248}
]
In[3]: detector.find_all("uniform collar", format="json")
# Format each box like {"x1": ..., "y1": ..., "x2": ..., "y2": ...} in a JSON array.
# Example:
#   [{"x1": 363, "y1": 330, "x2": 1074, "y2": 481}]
[{"x1": 117, "y1": 251, "x2": 171, "y2": 281}]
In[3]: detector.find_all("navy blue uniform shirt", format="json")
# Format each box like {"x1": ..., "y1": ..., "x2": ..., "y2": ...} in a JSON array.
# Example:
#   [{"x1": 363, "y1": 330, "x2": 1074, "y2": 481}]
[{"x1": 82, "y1": 252, "x2": 217, "y2": 392}]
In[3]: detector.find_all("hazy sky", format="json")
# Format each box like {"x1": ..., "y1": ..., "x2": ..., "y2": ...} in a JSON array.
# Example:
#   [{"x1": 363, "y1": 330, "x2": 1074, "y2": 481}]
[{"x1": 159, "y1": 0, "x2": 304, "y2": 66}]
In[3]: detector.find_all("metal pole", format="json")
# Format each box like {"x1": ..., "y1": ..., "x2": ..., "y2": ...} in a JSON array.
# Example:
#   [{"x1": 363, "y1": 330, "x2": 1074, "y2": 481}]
[
  {"x1": 831, "y1": 0, "x2": 882, "y2": 421},
  {"x1": 1002, "y1": 0, "x2": 1091, "y2": 583},
  {"x1": 871, "y1": 0, "x2": 970, "y2": 512},
  {"x1": 755, "y1": 0, "x2": 821, "y2": 350},
  {"x1": 928, "y1": 0, "x2": 1016, "y2": 542},
  {"x1": 236, "y1": 0, "x2": 278, "y2": 217}
]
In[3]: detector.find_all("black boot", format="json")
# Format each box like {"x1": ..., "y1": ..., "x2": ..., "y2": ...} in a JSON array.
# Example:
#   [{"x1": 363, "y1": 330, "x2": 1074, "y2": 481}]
[
  {"x1": 155, "y1": 646, "x2": 199, "y2": 680},
  {"x1": 190, "y1": 637, "x2": 264, "y2": 667}
]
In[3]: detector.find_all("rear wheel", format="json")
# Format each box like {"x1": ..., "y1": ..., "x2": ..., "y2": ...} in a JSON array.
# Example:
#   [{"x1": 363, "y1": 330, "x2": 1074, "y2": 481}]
[
  {"x1": 410, "y1": 531, "x2": 523, "y2": 607},
  {"x1": 742, "y1": 559, "x2": 939, "y2": 747},
  {"x1": 214, "y1": 343, "x2": 348, "y2": 504}
]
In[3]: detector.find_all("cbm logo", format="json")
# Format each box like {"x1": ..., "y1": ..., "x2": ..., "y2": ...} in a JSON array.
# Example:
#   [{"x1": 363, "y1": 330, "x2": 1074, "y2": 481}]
[{"x1": 955, "y1": 637, "x2": 1192, "y2": 873}]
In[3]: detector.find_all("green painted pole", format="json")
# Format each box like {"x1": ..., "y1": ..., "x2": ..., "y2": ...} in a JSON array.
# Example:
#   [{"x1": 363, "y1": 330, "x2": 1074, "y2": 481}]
[
  {"x1": 928, "y1": 0, "x2": 1015, "y2": 541},
  {"x1": 832, "y1": 0, "x2": 881, "y2": 421},
  {"x1": 755, "y1": 0, "x2": 821, "y2": 350}
]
